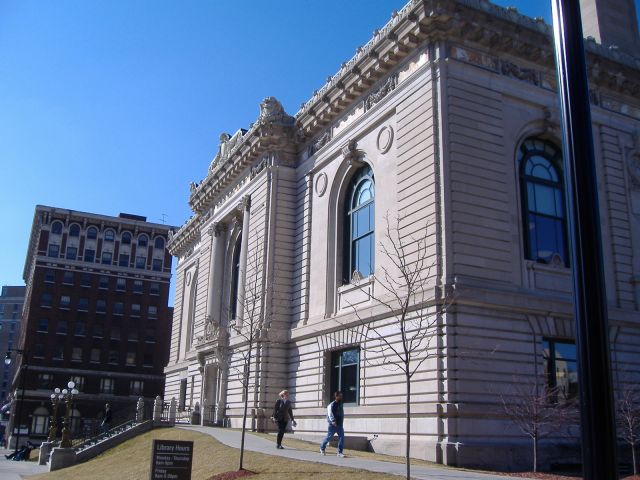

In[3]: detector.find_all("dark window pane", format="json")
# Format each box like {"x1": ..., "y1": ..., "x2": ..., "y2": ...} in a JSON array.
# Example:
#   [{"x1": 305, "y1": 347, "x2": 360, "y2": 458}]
[
  {"x1": 48, "y1": 244, "x2": 59, "y2": 258},
  {"x1": 84, "y1": 249, "x2": 95, "y2": 263},
  {"x1": 69, "y1": 224, "x2": 80, "y2": 237},
  {"x1": 152, "y1": 259, "x2": 163, "y2": 271},
  {"x1": 121, "y1": 232, "x2": 132, "y2": 245},
  {"x1": 136, "y1": 256, "x2": 146, "y2": 269},
  {"x1": 87, "y1": 227, "x2": 97, "y2": 239},
  {"x1": 104, "y1": 230, "x2": 115, "y2": 242},
  {"x1": 66, "y1": 247, "x2": 77, "y2": 260},
  {"x1": 119, "y1": 254, "x2": 129, "y2": 267},
  {"x1": 102, "y1": 251, "x2": 112, "y2": 265},
  {"x1": 138, "y1": 235, "x2": 148, "y2": 247},
  {"x1": 51, "y1": 222, "x2": 63, "y2": 234}
]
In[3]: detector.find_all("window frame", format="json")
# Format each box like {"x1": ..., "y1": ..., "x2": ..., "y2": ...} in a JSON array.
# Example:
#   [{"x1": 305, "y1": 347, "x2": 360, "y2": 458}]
[
  {"x1": 519, "y1": 138, "x2": 569, "y2": 267},
  {"x1": 328, "y1": 347, "x2": 361, "y2": 406},
  {"x1": 343, "y1": 165, "x2": 375, "y2": 284}
]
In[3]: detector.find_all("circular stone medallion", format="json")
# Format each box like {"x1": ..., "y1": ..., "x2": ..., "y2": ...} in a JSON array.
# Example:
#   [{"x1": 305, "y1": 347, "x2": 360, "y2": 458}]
[
  {"x1": 315, "y1": 172, "x2": 328, "y2": 197},
  {"x1": 376, "y1": 125, "x2": 394, "y2": 154}
]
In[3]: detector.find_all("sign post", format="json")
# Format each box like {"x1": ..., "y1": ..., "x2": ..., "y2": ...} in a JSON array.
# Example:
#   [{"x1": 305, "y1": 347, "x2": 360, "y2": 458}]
[{"x1": 149, "y1": 439, "x2": 194, "y2": 480}]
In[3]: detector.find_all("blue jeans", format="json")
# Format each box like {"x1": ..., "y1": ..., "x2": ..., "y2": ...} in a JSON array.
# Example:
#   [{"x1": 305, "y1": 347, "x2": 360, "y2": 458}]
[{"x1": 320, "y1": 424, "x2": 344, "y2": 453}]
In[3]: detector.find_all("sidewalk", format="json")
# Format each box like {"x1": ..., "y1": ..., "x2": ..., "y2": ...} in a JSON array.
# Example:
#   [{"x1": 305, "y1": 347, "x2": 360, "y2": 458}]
[
  {"x1": 0, "y1": 449, "x2": 48, "y2": 480},
  {"x1": 180, "y1": 425, "x2": 522, "y2": 480}
]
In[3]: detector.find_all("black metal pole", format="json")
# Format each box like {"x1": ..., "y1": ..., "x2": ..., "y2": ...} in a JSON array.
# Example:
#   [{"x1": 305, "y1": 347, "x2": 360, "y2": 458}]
[
  {"x1": 550, "y1": 1, "x2": 618, "y2": 479},
  {"x1": 14, "y1": 363, "x2": 26, "y2": 455}
]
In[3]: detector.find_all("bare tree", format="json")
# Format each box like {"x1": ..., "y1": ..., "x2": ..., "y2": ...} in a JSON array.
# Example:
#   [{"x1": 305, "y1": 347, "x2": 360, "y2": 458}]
[
  {"x1": 616, "y1": 384, "x2": 640, "y2": 475},
  {"x1": 500, "y1": 379, "x2": 578, "y2": 472},
  {"x1": 227, "y1": 236, "x2": 267, "y2": 472},
  {"x1": 347, "y1": 215, "x2": 450, "y2": 480}
]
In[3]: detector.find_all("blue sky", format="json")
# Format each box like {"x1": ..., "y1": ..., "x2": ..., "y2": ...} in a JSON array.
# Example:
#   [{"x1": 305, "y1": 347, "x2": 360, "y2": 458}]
[{"x1": 1, "y1": 0, "x2": 638, "y2": 292}]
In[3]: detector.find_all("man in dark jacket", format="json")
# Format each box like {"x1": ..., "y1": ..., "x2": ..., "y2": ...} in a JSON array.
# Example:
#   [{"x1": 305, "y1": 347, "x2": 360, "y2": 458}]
[
  {"x1": 272, "y1": 390, "x2": 296, "y2": 449},
  {"x1": 320, "y1": 391, "x2": 345, "y2": 457},
  {"x1": 101, "y1": 403, "x2": 112, "y2": 433}
]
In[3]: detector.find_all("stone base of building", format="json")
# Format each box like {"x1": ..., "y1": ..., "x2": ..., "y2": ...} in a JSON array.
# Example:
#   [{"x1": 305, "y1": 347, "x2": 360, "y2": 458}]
[{"x1": 49, "y1": 447, "x2": 76, "y2": 471}]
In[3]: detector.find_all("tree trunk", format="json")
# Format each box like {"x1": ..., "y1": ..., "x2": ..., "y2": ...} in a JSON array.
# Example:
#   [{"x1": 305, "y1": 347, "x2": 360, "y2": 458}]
[
  {"x1": 238, "y1": 352, "x2": 251, "y2": 471},
  {"x1": 632, "y1": 442, "x2": 637, "y2": 476},
  {"x1": 533, "y1": 435, "x2": 538, "y2": 473},
  {"x1": 406, "y1": 372, "x2": 411, "y2": 480}
]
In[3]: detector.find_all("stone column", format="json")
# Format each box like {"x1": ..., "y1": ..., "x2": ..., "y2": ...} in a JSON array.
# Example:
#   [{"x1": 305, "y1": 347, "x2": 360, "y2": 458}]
[
  {"x1": 136, "y1": 397, "x2": 144, "y2": 423},
  {"x1": 205, "y1": 222, "x2": 226, "y2": 327},
  {"x1": 236, "y1": 196, "x2": 251, "y2": 326},
  {"x1": 169, "y1": 397, "x2": 177, "y2": 426}
]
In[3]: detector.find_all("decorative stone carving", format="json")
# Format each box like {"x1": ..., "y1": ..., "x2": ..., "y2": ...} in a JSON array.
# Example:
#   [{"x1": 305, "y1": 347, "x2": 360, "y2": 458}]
[
  {"x1": 376, "y1": 125, "x2": 394, "y2": 154},
  {"x1": 238, "y1": 195, "x2": 251, "y2": 212},
  {"x1": 341, "y1": 139, "x2": 361, "y2": 164},
  {"x1": 250, "y1": 156, "x2": 269, "y2": 179},
  {"x1": 500, "y1": 60, "x2": 539, "y2": 86},
  {"x1": 189, "y1": 182, "x2": 199, "y2": 193},
  {"x1": 307, "y1": 130, "x2": 332, "y2": 157},
  {"x1": 257, "y1": 97, "x2": 295, "y2": 126},
  {"x1": 364, "y1": 74, "x2": 398, "y2": 111},
  {"x1": 208, "y1": 130, "x2": 245, "y2": 173},
  {"x1": 207, "y1": 222, "x2": 227, "y2": 238},
  {"x1": 315, "y1": 172, "x2": 328, "y2": 197}
]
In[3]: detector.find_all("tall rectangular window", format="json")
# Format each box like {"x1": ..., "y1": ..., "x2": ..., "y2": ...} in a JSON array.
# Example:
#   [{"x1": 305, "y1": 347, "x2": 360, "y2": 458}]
[
  {"x1": 96, "y1": 299, "x2": 106, "y2": 313},
  {"x1": 90, "y1": 348, "x2": 101, "y2": 363},
  {"x1": 119, "y1": 254, "x2": 129, "y2": 267},
  {"x1": 78, "y1": 298, "x2": 89, "y2": 312},
  {"x1": 179, "y1": 379, "x2": 187, "y2": 411},
  {"x1": 102, "y1": 251, "x2": 113, "y2": 265},
  {"x1": 60, "y1": 295, "x2": 71, "y2": 309},
  {"x1": 99, "y1": 276, "x2": 109, "y2": 289},
  {"x1": 71, "y1": 347, "x2": 83, "y2": 362},
  {"x1": 116, "y1": 278, "x2": 126, "y2": 292},
  {"x1": 66, "y1": 246, "x2": 78, "y2": 260},
  {"x1": 135, "y1": 256, "x2": 146, "y2": 269},
  {"x1": 133, "y1": 280, "x2": 143, "y2": 294},
  {"x1": 37, "y1": 373, "x2": 53, "y2": 389},
  {"x1": 44, "y1": 269, "x2": 55, "y2": 283},
  {"x1": 148, "y1": 306, "x2": 157, "y2": 319},
  {"x1": 37, "y1": 319, "x2": 49, "y2": 333},
  {"x1": 543, "y1": 339, "x2": 578, "y2": 401},
  {"x1": 84, "y1": 249, "x2": 95, "y2": 263},
  {"x1": 113, "y1": 302, "x2": 124, "y2": 316},
  {"x1": 330, "y1": 348, "x2": 360, "y2": 405},
  {"x1": 100, "y1": 378, "x2": 114, "y2": 394},
  {"x1": 125, "y1": 351, "x2": 136, "y2": 366},
  {"x1": 63, "y1": 271, "x2": 74, "y2": 285},
  {"x1": 80, "y1": 273, "x2": 91, "y2": 287},
  {"x1": 41, "y1": 293, "x2": 52, "y2": 308},
  {"x1": 130, "y1": 380, "x2": 144, "y2": 395},
  {"x1": 152, "y1": 259, "x2": 163, "y2": 272},
  {"x1": 56, "y1": 320, "x2": 68, "y2": 335},
  {"x1": 150, "y1": 282, "x2": 160, "y2": 296},
  {"x1": 48, "y1": 244, "x2": 60, "y2": 258}
]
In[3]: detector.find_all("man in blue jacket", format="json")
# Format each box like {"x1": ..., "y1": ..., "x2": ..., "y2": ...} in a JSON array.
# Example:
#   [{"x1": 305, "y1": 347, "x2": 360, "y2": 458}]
[{"x1": 320, "y1": 391, "x2": 345, "y2": 457}]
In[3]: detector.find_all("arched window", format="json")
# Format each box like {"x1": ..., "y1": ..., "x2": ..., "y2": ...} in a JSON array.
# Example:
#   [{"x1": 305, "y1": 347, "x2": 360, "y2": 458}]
[
  {"x1": 154, "y1": 237, "x2": 165, "y2": 250},
  {"x1": 69, "y1": 224, "x2": 80, "y2": 237},
  {"x1": 104, "y1": 229, "x2": 115, "y2": 242},
  {"x1": 121, "y1": 232, "x2": 132, "y2": 245},
  {"x1": 86, "y1": 227, "x2": 98, "y2": 240},
  {"x1": 229, "y1": 235, "x2": 242, "y2": 321},
  {"x1": 51, "y1": 221, "x2": 63, "y2": 235},
  {"x1": 519, "y1": 138, "x2": 568, "y2": 266},
  {"x1": 138, "y1": 234, "x2": 148, "y2": 247},
  {"x1": 343, "y1": 165, "x2": 375, "y2": 283}
]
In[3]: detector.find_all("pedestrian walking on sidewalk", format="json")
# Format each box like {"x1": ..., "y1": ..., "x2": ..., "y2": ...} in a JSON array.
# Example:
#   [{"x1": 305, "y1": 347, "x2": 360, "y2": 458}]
[
  {"x1": 272, "y1": 390, "x2": 296, "y2": 449},
  {"x1": 100, "y1": 403, "x2": 112, "y2": 433},
  {"x1": 320, "y1": 390, "x2": 345, "y2": 457}
]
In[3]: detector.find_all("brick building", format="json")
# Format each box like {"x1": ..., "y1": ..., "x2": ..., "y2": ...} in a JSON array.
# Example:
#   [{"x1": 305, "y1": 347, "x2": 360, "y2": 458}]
[
  {"x1": 0, "y1": 286, "x2": 25, "y2": 405},
  {"x1": 7, "y1": 205, "x2": 173, "y2": 446}
]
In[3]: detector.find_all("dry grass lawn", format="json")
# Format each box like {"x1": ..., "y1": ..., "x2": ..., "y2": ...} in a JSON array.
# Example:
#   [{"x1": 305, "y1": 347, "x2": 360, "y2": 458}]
[{"x1": 25, "y1": 428, "x2": 398, "y2": 480}]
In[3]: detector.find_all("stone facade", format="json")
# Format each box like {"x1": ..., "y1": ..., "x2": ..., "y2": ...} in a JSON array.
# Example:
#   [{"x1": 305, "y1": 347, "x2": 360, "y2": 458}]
[{"x1": 165, "y1": 0, "x2": 640, "y2": 470}]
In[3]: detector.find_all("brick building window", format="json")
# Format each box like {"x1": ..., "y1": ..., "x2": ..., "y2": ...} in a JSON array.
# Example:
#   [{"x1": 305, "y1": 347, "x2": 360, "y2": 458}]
[
  {"x1": 96, "y1": 300, "x2": 106, "y2": 313},
  {"x1": 154, "y1": 237, "x2": 165, "y2": 250},
  {"x1": 119, "y1": 254, "x2": 129, "y2": 267},
  {"x1": 144, "y1": 328, "x2": 155, "y2": 343},
  {"x1": 40, "y1": 293, "x2": 52, "y2": 308},
  {"x1": 80, "y1": 273, "x2": 91, "y2": 287},
  {"x1": 93, "y1": 324, "x2": 104, "y2": 338},
  {"x1": 148, "y1": 306, "x2": 157, "y2": 319},
  {"x1": 143, "y1": 353, "x2": 153, "y2": 368},
  {"x1": 84, "y1": 249, "x2": 95, "y2": 263},
  {"x1": 131, "y1": 304, "x2": 141, "y2": 317},
  {"x1": 138, "y1": 234, "x2": 148, "y2": 247},
  {"x1": 108, "y1": 351, "x2": 119, "y2": 364},
  {"x1": 74, "y1": 322, "x2": 86, "y2": 336},
  {"x1": 100, "y1": 378, "x2": 114, "y2": 394},
  {"x1": 71, "y1": 347, "x2": 83, "y2": 362},
  {"x1": 101, "y1": 251, "x2": 113, "y2": 265},
  {"x1": 37, "y1": 319, "x2": 49, "y2": 333},
  {"x1": 60, "y1": 295, "x2": 71, "y2": 309},
  {"x1": 53, "y1": 346, "x2": 64, "y2": 360},
  {"x1": 90, "y1": 348, "x2": 101, "y2": 363},
  {"x1": 133, "y1": 280, "x2": 143, "y2": 294},
  {"x1": 34, "y1": 344, "x2": 45, "y2": 358},
  {"x1": 57, "y1": 320, "x2": 68, "y2": 335},
  {"x1": 129, "y1": 380, "x2": 144, "y2": 395},
  {"x1": 152, "y1": 258, "x2": 163, "y2": 272},
  {"x1": 69, "y1": 224, "x2": 80, "y2": 237},
  {"x1": 48, "y1": 244, "x2": 60, "y2": 258},
  {"x1": 78, "y1": 298, "x2": 89, "y2": 312},
  {"x1": 87, "y1": 227, "x2": 98, "y2": 239},
  {"x1": 135, "y1": 256, "x2": 146, "y2": 269},
  {"x1": 150, "y1": 282, "x2": 160, "y2": 296},
  {"x1": 116, "y1": 278, "x2": 126, "y2": 291},
  {"x1": 98, "y1": 276, "x2": 109, "y2": 289},
  {"x1": 63, "y1": 271, "x2": 74, "y2": 285},
  {"x1": 70, "y1": 376, "x2": 84, "y2": 391},
  {"x1": 113, "y1": 302, "x2": 124, "y2": 316},
  {"x1": 44, "y1": 269, "x2": 55, "y2": 283},
  {"x1": 125, "y1": 352, "x2": 136, "y2": 366},
  {"x1": 51, "y1": 221, "x2": 63, "y2": 234},
  {"x1": 104, "y1": 229, "x2": 115, "y2": 242},
  {"x1": 37, "y1": 373, "x2": 53, "y2": 389},
  {"x1": 66, "y1": 246, "x2": 77, "y2": 260},
  {"x1": 127, "y1": 331, "x2": 138, "y2": 342},
  {"x1": 121, "y1": 232, "x2": 132, "y2": 244}
]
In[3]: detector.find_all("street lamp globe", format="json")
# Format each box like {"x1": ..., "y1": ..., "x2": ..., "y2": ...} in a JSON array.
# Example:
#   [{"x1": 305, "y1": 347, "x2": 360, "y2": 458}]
[
  {"x1": 54, "y1": 388, "x2": 61, "y2": 395},
  {"x1": 71, "y1": 388, "x2": 78, "y2": 395},
  {"x1": 67, "y1": 381, "x2": 75, "y2": 390},
  {"x1": 4, "y1": 352, "x2": 11, "y2": 366},
  {"x1": 50, "y1": 393, "x2": 56, "y2": 400},
  {"x1": 62, "y1": 389, "x2": 68, "y2": 395}
]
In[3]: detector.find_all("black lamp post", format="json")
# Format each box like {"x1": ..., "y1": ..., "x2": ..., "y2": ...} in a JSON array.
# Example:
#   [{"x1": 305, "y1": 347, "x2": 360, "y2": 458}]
[
  {"x1": 550, "y1": 1, "x2": 618, "y2": 478},
  {"x1": 59, "y1": 380, "x2": 79, "y2": 448},
  {"x1": 48, "y1": 388, "x2": 63, "y2": 442},
  {"x1": 5, "y1": 349, "x2": 27, "y2": 456}
]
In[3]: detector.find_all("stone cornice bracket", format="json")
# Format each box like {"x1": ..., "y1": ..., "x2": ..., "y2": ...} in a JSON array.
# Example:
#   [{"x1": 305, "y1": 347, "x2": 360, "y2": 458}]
[{"x1": 341, "y1": 139, "x2": 364, "y2": 165}]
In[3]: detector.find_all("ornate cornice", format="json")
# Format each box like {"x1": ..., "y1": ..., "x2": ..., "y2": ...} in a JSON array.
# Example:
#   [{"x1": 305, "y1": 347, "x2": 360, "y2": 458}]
[{"x1": 170, "y1": 0, "x2": 640, "y2": 255}]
